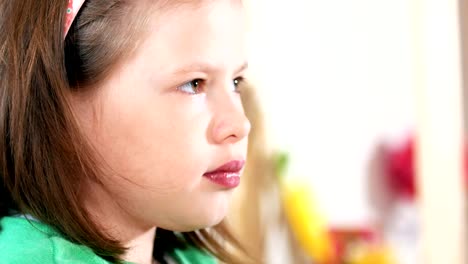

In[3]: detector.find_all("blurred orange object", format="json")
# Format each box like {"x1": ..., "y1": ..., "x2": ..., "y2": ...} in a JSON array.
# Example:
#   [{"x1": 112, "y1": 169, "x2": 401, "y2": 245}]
[
  {"x1": 329, "y1": 228, "x2": 396, "y2": 264},
  {"x1": 348, "y1": 245, "x2": 396, "y2": 264},
  {"x1": 329, "y1": 227, "x2": 375, "y2": 261}
]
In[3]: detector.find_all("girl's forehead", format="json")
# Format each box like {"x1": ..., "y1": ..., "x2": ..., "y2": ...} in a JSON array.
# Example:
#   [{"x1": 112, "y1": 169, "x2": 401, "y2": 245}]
[
  {"x1": 151, "y1": 1, "x2": 246, "y2": 40},
  {"x1": 138, "y1": 1, "x2": 247, "y2": 65},
  {"x1": 143, "y1": 0, "x2": 243, "y2": 17}
]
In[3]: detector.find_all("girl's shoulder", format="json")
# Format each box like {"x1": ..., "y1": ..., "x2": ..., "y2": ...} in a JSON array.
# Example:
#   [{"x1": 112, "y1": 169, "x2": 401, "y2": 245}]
[
  {"x1": 0, "y1": 216, "x2": 110, "y2": 264},
  {"x1": 170, "y1": 246, "x2": 217, "y2": 264},
  {"x1": 0, "y1": 216, "x2": 217, "y2": 264}
]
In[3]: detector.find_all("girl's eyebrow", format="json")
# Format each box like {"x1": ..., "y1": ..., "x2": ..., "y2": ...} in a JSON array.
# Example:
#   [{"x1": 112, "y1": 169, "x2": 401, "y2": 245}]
[
  {"x1": 170, "y1": 61, "x2": 248, "y2": 75},
  {"x1": 236, "y1": 62, "x2": 249, "y2": 74}
]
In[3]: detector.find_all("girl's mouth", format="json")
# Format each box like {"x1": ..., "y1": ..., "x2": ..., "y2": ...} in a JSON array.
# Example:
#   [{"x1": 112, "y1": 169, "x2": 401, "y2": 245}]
[{"x1": 203, "y1": 160, "x2": 245, "y2": 188}]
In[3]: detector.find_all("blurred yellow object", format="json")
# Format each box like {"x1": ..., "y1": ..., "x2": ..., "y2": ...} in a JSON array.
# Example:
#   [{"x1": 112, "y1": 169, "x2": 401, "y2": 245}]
[
  {"x1": 275, "y1": 153, "x2": 335, "y2": 263},
  {"x1": 281, "y1": 180, "x2": 336, "y2": 263},
  {"x1": 348, "y1": 245, "x2": 396, "y2": 264}
]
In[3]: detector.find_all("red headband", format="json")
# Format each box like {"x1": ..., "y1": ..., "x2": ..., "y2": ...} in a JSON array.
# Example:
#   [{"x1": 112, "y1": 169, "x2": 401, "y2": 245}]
[{"x1": 64, "y1": 0, "x2": 86, "y2": 38}]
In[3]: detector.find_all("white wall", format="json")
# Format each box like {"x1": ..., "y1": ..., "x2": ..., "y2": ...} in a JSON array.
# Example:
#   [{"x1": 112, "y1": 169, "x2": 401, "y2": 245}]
[{"x1": 246, "y1": 0, "x2": 416, "y2": 226}]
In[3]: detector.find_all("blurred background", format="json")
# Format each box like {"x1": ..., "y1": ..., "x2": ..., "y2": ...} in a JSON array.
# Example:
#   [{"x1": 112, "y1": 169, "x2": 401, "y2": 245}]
[{"x1": 227, "y1": 0, "x2": 468, "y2": 263}]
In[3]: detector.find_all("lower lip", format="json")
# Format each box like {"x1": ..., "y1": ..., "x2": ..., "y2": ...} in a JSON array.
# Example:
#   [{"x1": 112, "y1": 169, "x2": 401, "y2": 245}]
[{"x1": 203, "y1": 172, "x2": 240, "y2": 188}]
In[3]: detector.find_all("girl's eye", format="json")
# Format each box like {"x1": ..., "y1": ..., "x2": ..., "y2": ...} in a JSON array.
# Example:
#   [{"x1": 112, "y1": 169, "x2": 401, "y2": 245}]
[
  {"x1": 178, "y1": 79, "x2": 204, "y2": 94},
  {"x1": 178, "y1": 77, "x2": 245, "y2": 94},
  {"x1": 232, "y1": 76, "x2": 245, "y2": 93}
]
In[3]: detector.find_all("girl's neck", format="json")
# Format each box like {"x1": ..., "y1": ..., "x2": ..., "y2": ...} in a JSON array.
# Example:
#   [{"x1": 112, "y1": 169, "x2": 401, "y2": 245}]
[
  {"x1": 122, "y1": 226, "x2": 157, "y2": 264},
  {"x1": 83, "y1": 183, "x2": 157, "y2": 264}
]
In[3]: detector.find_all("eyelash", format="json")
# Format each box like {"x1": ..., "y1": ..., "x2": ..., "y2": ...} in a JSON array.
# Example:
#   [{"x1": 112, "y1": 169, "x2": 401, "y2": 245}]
[{"x1": 177, "y1": 77, "x2": 246, "y2": 95}]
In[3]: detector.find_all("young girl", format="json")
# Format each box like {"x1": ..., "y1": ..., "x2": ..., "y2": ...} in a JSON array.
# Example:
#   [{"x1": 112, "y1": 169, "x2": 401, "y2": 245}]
[{"x1": 0, "y1": 0, "x2": 252, "y2": 263}]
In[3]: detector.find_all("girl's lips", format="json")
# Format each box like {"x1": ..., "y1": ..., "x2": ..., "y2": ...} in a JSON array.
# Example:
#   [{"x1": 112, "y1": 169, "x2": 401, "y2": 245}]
[{"x1": 203, "y1": 160, "x2": 245, "y2": 188}]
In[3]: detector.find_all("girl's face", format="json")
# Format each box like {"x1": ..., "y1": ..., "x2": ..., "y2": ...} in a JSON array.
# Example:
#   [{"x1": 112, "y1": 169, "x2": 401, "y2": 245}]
[{"x1": 73, "y1": 1, "x2": 250, "y2": 232}]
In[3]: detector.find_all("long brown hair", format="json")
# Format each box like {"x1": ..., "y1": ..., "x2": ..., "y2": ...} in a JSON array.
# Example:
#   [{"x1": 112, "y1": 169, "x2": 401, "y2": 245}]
[{"x1": 0, "y1": 1, "x2": 249, "y2": 263}]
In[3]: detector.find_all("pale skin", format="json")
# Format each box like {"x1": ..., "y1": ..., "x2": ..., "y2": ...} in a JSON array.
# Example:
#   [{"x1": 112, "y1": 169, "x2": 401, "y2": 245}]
[{"x1": 71, "y1": 1, "x2": 250, "y2": 263}]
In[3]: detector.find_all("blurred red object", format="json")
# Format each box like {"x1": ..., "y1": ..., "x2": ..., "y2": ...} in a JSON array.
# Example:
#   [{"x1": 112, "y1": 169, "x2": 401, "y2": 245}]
[
  {"x1": 385, "y1": 136, "x2": 467, "y2": 200},
  {"x1": 386, "y1": 138, "x2": 416, "y2": 199}
]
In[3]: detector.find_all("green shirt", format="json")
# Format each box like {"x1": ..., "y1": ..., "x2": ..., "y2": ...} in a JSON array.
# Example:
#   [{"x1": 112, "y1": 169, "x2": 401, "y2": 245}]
[{"x1": 0, "y1": 216, "x2": 216, "y2": 264}]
